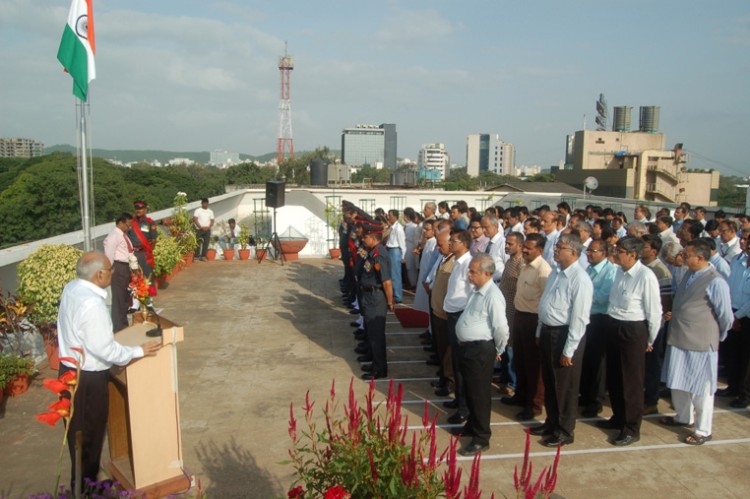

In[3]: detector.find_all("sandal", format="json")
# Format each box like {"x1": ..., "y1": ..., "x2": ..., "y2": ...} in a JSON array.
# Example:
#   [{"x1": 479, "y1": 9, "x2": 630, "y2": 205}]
[
  {"x1": 684, "y1": 433, "x2": 712, "y2": 445},
  {"x1": 659, "y1": 416, "x2": 690, "y2": 427}
]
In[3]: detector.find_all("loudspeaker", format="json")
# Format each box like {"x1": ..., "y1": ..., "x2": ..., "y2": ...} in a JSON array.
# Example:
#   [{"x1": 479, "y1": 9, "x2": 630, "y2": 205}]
[{"x1": 265, "y1": 180, "x2": 286, "y2": 208}]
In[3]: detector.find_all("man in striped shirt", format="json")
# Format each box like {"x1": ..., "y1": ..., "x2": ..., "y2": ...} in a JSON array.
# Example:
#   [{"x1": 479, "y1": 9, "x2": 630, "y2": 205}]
[{"x1": 661, "y1": 239, "x2": 733, "y2": 445}]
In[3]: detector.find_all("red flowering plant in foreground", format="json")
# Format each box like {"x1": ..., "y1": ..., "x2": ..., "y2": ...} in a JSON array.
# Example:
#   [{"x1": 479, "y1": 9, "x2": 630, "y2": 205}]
[
  {"x1": 513, "y1": 428, "x2": 561, "y2": 499},
  {"x1": 36, "y1": 347, "x2": 84, "y2": 495},
  {"x1": 285, "y1": 377, "x2": 492, "y2": 498}
]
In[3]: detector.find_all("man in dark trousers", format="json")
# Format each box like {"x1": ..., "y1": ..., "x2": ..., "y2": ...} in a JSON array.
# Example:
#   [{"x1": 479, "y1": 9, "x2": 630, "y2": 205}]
[
  {"x1": 102, "y1": 213, "x2": 134, "y2": 332},
  {"x1": 57, "y1": 252, "x2": 161, "y2": 489},
  {"x1": 359, "y1": 222, "x2": 395, "y2": 380},
  {"x1": 531, "y1": 233, "x2": 593, "y2": 447}
]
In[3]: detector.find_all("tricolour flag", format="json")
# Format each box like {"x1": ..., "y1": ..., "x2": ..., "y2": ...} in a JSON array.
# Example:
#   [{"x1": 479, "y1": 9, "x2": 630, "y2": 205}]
[{"x1": 57, "y1": 0, "x2": 96, "y2": 102}]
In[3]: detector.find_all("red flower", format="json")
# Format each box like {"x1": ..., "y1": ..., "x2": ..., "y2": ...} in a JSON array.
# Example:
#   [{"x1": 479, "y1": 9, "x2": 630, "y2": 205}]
[
  {"x1": 59, "y1": 370, "x2": 77, "y2": 386},
  {"x1": 323, "y1": 486, "x2": 350, "y2": 499},
  {"x1": 42, "y1": 378, "x2": 67, "y2": 394},
  {"x1": 148, "y1": 285, "x2": 157, "y2": 296},
  {"x1": 48, "y1": 398, "x2": 71, "y2": 417},
  {"x1": 36, "y1": 411, "x2": 63, "y2": 426},
  {"x1": 287, "y1": 485, "x2": 304, "y2": 498}
]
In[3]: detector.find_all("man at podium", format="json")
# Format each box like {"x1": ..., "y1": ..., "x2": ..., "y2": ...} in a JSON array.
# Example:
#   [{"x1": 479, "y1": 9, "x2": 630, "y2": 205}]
[{"x1": 57, "y1": 252, "x2": 162, "y2": 489}]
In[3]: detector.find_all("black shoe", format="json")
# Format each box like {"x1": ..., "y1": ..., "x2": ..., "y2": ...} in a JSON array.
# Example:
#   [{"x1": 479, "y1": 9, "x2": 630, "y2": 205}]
[
  {"x1": 458, "y1": 442, "x2": 489, "y2": 456},
  {"x1": 613, "y1": 433, "x2": 640, "y2": 446},
  {"x1": 349, "y1": 309, "x2": 360, "y2": 315},
  {"x1": 354, "y1": 345, "x2": 369, "y2": 355},
  {"x1": 715, "y1": 387, "x2": 738, "y2": 397},
  {"x1": 443, "y1": 399, "x2": 458, "y2": 409},
  {"x1": 352, "y1": 328, "x2": 365, "y2": 335},
  {"x1": 730, "y1": 397, "x2": 750, "y2": 408},
  {"x1": 354, "y1": 332, "x2": 367, "y2": 341},
  {"x1": 421, "y1": 338, "x2": 432, "y2": 345},
  {"x1": 529, "y1": 424, "x2": 554, "y2": 437},
  {"x1": 543, "y1": 434, "x2": 574, "y2": 447},
  {"x1": 361, "y1": 371, "x2": 387, "y2": 380},
  {"x1": 595, "y1": 418, "x2": 621, "y2": 430},
  {"x1": 361, "y1": 363, "x2": 374, "y2": 372},
  {"x1": 127, "y1": 308, "x2": 138, "y2": 314},
  {"x1": 450, "y1": 425, "x2": 475, "y2": 437},
  {"x1": 447, "y1": 412, "x2": 468, "y2": 425},
  {"x1": 515, "y1": 411, "x2": 536, "y2": 421},
  {"x1": 581, "y1": 404, "x2": 603, "y2": 418},
  {"x1": 426, "y1": 359, "x2": 440, "y2": 366},
  {"x1": 501, "y1": 396, "x2": 524, "y2": 407},
  {"x1": 357, "y1": 355, "x2": 373, "y2": 363},
  {"x1": 419, "y1": 331, "x2": 431, "y2": 339},
  {"x1": 430, "y1": 380, "x2": 443, "y2": 388},
  {"x1": 434, "y1": 386, "x2": 451, "y2": 397},
  {"x1": 350, "y1": 321, "x2": 360, "y2": 328}
]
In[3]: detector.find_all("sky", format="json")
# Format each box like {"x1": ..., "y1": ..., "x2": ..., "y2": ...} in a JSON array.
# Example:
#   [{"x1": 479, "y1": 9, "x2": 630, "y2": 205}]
[{"x1": 1, "y1": 0, "x2": 749, "y2": 176}]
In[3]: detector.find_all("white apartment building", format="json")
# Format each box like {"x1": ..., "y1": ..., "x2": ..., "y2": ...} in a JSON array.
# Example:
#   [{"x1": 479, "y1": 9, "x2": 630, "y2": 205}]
[
  {"x1": 466, "y1": 133, "x2": 515, "y2": 177},
  {"x1": 417, "y1": 143, "x2": 450, "y2": 181}
]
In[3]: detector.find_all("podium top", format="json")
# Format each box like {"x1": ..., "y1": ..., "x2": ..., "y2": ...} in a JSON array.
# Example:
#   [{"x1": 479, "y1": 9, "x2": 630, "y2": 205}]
[{"x1": 115, "y1": 319, "x2": 184, "y2": 348}]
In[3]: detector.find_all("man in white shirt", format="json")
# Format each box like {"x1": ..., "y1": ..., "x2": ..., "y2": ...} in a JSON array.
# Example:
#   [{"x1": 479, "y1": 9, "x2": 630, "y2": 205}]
[
  {"x1": 194, "y1": 198, "x2": 215, "y2": 261},
  {"x1": 386, "y1": 209, "x2": 407, "y2": 303},
  {"x1": 57, "y1": 252, "x2": 161, "y2": 488},
  {"x1": 452, "y1": 253, "x2": 510, "y2": 456},
  {"x1": 574, "y1": 222, "x2": 593, "y2": 268},
  {"x1": 540, "y1": 211, "x2": 560, "y2": 267},
  {"x1": 530, "y1": 233, "x2": 593, "y2": 447},
  {"x1": 719, "y1": 220, "x2": 741, "y2": 264},
  {"x1": 480, "y1": 215, "x2": 506, "y2": 280},
  {"x1": 442, "y1": 229, "x2": 473, "y2": 425},
  {"x1": 102, "y1": 213, "x2": 134, "y2": 332},
  {"x1": 598, "y1": 237, "x2": 661, "y2": 446}
]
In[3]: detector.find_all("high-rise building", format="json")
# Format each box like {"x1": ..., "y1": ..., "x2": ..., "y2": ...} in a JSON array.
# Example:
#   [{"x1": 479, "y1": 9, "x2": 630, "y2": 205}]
[
  {"x1": 0, "y1": 137, "x2": 44, "y2": 158},
  {"x1": 210, "y1": 149, "x2": 240, "y2": 168},
  {"x1": 341, "y1": 124, "x2": 397, "y2": 169},
  {"x1": 466, "y1": 133, "x2": 514, "y2": 177},
  {"x1": 417, "y1": 143, "x2": 449, "y2": 181}
]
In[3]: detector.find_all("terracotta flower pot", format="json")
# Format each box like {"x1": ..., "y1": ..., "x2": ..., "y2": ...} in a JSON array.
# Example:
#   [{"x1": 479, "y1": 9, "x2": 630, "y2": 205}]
[
  {"x1": 5, "y1": 374, "x2": 30, "y2": 396},
  {"x1": 238, "y1": 249, "x2": 251, "y2": 260},
  {"x1": 182, "y1": 252, "x2": 194, "y2": 268},
  {"x1": 155, "y1": 273, "x2": 169, "y2": 289},
  {"x1": 206, "y1": 249, "x2": 217, "y2": 261},
  {"x1": 223, "y1": 249, "x2": 235, "y2": 261},
  {"x1": 45, "y1": 341, "x2": 60, "y2": 371},
  {"x1": 329, "y1": 248, "x2": 341, "y2": 259}
]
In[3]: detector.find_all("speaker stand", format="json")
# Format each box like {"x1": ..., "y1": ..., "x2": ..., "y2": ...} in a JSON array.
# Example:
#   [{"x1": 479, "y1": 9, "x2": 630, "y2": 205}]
[{"x1": 258, "y1": 207, "x2": 285, "y2": 265}]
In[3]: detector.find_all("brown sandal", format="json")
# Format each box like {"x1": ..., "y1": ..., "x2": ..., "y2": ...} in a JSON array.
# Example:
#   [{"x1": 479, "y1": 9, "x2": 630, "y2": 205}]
[
  {"x1": 684, "y1": 433, "x2": 712, "y2": 445},
  {"x1": 659, "y1": 416, "x2": 690, "y2": 427}
]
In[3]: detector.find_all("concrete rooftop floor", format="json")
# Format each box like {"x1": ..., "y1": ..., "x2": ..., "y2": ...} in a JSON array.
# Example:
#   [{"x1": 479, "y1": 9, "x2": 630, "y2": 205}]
[{"x1": 1, "y1": 257, "x2": 750, "y2": 498}]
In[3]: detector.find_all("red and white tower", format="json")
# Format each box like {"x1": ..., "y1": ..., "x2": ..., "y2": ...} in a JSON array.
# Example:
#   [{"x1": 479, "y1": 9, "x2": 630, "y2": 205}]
[{"x1": 277, "y1": 43, "x2": 294, "y2": 165}]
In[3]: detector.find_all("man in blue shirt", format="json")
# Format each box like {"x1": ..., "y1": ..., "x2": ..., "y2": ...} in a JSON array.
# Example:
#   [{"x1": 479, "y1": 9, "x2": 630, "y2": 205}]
[{"x1": 724, "y1": 236, "x2": 750, "y2": 407}]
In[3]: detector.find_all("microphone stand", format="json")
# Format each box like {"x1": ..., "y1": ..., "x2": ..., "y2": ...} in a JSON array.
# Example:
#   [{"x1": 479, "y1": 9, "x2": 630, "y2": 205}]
[{"x1": 145, "y1": 304, "x2": 163, "y2": 337}]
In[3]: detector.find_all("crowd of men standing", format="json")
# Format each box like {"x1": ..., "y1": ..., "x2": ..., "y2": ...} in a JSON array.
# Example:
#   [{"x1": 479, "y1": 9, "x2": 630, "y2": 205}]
[{"x1": 337, "y1": 199, "x2": 750, "y2": 456}]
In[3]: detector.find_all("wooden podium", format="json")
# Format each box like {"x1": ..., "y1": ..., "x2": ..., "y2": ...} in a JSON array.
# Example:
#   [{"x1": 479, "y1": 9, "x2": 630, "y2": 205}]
[{"x1": 105, "y1": 316, "x2": 190, "y2": 498}]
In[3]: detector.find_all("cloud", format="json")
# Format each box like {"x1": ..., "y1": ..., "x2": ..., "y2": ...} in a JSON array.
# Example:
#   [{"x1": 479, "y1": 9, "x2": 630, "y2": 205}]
[{"x1": 374, "y1": 8, "x2": 458, "y2": 49}]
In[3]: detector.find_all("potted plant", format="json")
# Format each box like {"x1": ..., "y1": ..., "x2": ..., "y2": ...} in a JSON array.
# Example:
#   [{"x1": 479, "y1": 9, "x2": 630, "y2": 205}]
[
  {"x1": 169, "y1": 192, "x2": 198, "y2": 266},
  {"x1": 17, "y1": 244, "x2": 82, "y2": 325},
  {"x1": 238, "y1": 224, "x2": 253, "y2": 260},
  {"x1": 324, "y1": 203, "x2": 343, "y2": 259},
  {"x1": 0, "y1": 354, "x2": 37, "y2": 396},
  {"x1": 206, "y1": 237, "x2": 219, "y2": 261},
  {"x1": 152, "y1": 232, "x2": 183, "y2": 287}
]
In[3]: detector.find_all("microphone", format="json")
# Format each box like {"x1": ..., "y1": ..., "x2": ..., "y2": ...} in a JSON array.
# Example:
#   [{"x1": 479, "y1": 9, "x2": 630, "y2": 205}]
[{"x1": 145, "y1": 304, "x2": 163, "y2": 337}]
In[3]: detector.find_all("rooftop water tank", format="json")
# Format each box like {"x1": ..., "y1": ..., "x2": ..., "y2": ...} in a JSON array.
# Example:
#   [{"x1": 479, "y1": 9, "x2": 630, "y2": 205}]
[
  {"x1": 639, "y1": 106, "x2": 660, "y2": 133},
  {"x1": 612, "y1": 106, "x2": 632, "y2": 132}
]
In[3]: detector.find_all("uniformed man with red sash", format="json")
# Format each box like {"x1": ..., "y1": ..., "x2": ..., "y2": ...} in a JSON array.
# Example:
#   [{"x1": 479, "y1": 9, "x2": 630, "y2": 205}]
[{"x1": 129, "y1": 200, "x2": 158, "y2": 278}]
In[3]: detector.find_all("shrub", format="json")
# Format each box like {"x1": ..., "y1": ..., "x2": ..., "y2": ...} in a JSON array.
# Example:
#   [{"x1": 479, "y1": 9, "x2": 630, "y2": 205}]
[{"x1": 17, "y1": 244, "x2": 82, "y2": 323}]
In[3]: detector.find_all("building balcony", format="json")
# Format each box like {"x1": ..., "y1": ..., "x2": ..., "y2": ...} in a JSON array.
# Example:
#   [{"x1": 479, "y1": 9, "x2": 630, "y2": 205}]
[{"x1": 647, "y1": 164, "x2": 678, "y2": 183}]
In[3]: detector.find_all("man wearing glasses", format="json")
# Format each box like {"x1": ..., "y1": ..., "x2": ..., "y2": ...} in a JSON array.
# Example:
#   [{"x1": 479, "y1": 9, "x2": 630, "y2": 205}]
[
  {"x1": 530, "y1": 233, "x2": 593, "y2": 446},
  {"x1": 597, "y1": 237, "x2": 661, "y2": 446},
  {"x1": 579, "y1": 238, "x2": 617, "y2": 418},
  {"x1": 719, "y1": 220, "x2": 741, "y2": 264}
]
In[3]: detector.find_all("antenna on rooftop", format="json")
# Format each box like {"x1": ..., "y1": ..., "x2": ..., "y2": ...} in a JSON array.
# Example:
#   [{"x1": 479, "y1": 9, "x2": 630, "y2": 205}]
[
  {"x1": 277, "y1": 41, "x2": 294, "y2": 165},
  {"x1": 595, "y1": 93, "x2": 608, "y2": 131}
]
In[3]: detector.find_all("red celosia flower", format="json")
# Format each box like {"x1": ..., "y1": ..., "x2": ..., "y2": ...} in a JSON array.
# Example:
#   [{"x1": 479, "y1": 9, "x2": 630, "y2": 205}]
[
  {"x1": 288, "y1": 402, "x2": 297, "y2": 442},
  {"x1": 323, "y1": 485, "x2": 350, "y2": 499},
  {"x1": 287, "y1": 485, "x2": 304, "y2": 498},
  {"x1": 36, "y1": 411, "x2": 63, "y2": 426}
]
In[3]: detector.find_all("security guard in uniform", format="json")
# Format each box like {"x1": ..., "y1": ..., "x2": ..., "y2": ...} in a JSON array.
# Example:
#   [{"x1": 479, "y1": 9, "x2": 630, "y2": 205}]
[{"x1": 359, "y1": 221, "x2": 395, "y2": 380}]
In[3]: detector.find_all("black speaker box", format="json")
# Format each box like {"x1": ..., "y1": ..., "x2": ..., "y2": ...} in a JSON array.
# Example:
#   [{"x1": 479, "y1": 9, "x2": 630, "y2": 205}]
[{"x1": 265, "y1": 180, "x2": 286, "y2": 208}]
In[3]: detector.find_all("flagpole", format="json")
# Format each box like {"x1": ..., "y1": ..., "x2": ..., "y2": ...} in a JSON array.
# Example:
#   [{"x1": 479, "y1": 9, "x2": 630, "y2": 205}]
[{"x1": 79, "y1": 101, "x2": 92, "y2": 251}]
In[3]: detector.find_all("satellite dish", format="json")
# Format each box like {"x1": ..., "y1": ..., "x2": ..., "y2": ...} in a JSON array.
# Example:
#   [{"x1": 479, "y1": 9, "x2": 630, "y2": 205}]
[{"x1": 584, "y1": 176, "x2": 599, "y2": 191}]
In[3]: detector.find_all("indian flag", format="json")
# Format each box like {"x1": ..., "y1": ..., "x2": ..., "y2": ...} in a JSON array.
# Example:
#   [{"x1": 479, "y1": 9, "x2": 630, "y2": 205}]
[{"x1": 57, "y1": 0, "x2": 96, "y2": 102}]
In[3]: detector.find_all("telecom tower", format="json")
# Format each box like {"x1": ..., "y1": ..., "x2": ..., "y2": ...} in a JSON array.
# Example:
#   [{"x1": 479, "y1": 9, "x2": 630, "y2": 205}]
[{"x1": 277, "y1": 44, "x2": 294, "y2": 165}]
